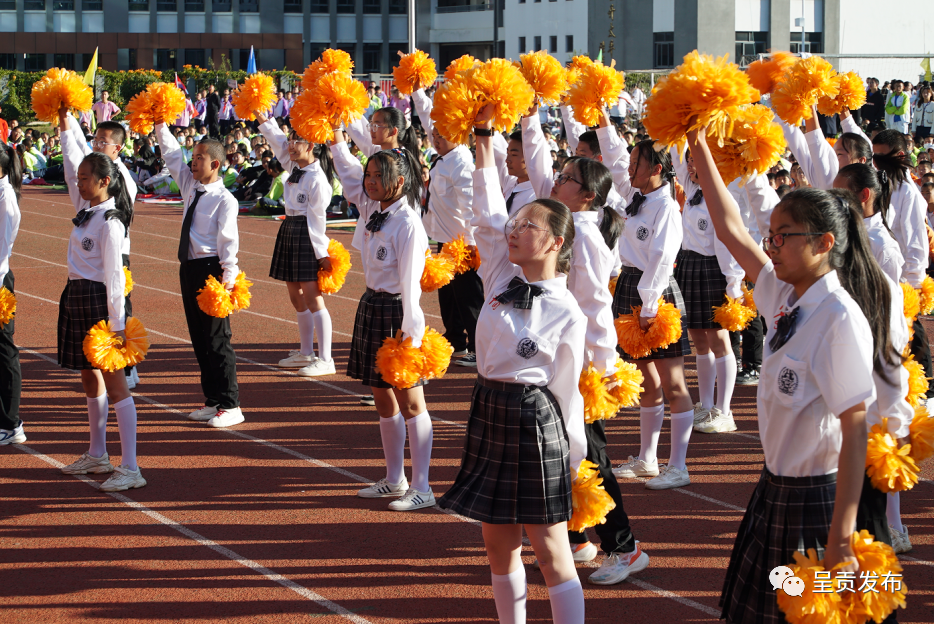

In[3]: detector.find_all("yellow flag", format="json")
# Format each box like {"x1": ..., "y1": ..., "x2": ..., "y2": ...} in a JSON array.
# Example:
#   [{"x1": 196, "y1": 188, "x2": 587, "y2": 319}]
[
  {"x1": 83, "y1": 47, "x2": 98, "y2": 87},
  {"x1": 922, "y1": 58, "x2": 932, "y2": 82}
]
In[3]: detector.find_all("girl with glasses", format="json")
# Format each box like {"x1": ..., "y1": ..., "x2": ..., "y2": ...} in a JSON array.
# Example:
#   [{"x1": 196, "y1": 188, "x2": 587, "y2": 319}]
[{"x1": 347, "y1": 106, "x2": 420, "y2": 158}]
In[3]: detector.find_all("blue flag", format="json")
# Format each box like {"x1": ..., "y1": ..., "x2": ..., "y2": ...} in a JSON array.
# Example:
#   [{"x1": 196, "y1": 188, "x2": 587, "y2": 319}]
[{"x1": 246, "y1": 46, "x2": 257, "y2": 74}]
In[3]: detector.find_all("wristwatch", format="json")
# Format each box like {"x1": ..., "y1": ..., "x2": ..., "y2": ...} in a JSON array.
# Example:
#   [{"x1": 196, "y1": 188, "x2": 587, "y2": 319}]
[{"x1": 473, "y1": 127, "x2": 494, "y2": 137}]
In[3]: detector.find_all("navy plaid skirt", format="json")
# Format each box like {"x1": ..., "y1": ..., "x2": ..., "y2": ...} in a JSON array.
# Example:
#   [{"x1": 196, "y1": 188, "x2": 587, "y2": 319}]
[
  {"x1": 612, "y1": 266, "x2": 691, "y2": 361},
  {"x1": 673, "y1": 249, "x2": 727, "y2": 329},
  {"x1": 58, "y1": 279, "x2": 109, "y2": 371},
  {"x1": 269, "y1": 215, "x2": 320, "y2": 283},
  {"x1": 438, "y1": 377, "x2": 572, "y2": 525}
]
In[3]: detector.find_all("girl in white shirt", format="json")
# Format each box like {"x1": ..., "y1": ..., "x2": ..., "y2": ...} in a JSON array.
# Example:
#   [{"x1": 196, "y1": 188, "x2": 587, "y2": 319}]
[
  {"x1": 687, "y1": 127, "x2": 896, "y2": 624},
  {"x1": 330, "y1": 130, "x2": 436, "y2": 513},
  {"x1": 911, "y1": 85, "x2": 934, "y2": 139},
  {"x1": 347, "y1": 106, "x2": 421, "y2": 159},
  {"x1": 439, "y1": 105, "x2": 587, "y2": 624},
  {"x1": 57, "y1": 151, "x2": 146, "y2": 494},
  {"x1": 256, "y1": 111, "x2": 337, "y2": 377},
  {"x1": 0, "y1": 144, "x2": 23, "y2": 446}
]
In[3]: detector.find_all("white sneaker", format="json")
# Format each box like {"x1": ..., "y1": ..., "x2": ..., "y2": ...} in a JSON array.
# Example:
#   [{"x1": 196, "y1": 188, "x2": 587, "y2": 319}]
[
  {"x1": 100, "y1": 465, "x2": 147, "y2": 492},
  {"x1": 452, "y1": 349, "x2": 469, "y2": 358},
  {"x1": 890, "y1": 525, "x2": 912, "y2": 554},
  {"x1": 694, "y1": 407, "x2": 738, "y2": 433},
  {"x1": 588, "y1": 542, "x2": 650, "y2": 585},
  {"x1": 296, "y1": 358, "x2": 336, "y2": 377},
  {"x1": 388, "y1": 488, "x2": 436, "y2": 511},
  {"x1": 533, "y1": 540, "x2": 598, "y2": 569},
  {"x1": 130, "y1": 368, "x2": 140, "y2": 387},
  {"x1": 358, "y1": 477, "x2": 408, "y2": 498},
  {"x1": 126, "y1": 369, "x2": 137, "y2": 390},
  {"x1": 612, "y1": 456, "x2": 660, "y2": 478},
  {"x1": 692, "y1": 402, "x2": 710, "y2": 425},
  {"x1": 645, "y1": 465, "x2": 690, "y2": 490},
  {"x1": 188, "y1": 405, "x2": 218, "y2": 421},
  {"x1": 359, "y1": 395, "x2": 376, "y2": 406},
  {"x1": 0, "y1": 424, "x2": 26, "y2": 445},
  {"x1": 207, "y1": 407, "x2": 245, "y2": 428},
  {"x1": 61, "y1": 452, "x2": 114, "y2": 475},
  {"x1": 278, "y1": 350, "x2": 316, "y2": 368}
]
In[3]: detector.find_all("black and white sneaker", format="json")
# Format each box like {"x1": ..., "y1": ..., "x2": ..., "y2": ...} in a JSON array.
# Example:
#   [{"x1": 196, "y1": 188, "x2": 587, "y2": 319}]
[
  {"x1": 736, "y1": 367, "x2": 760, "y2": 386},
  {"x1": 388, "y1": 488, "x2": 436, "y2": 511},
  {"x1": 456, "y1": 353, "x2": 477, "y2": 368},
  {"x1": 359, "y1": 394, "x2": 376, "y2": 406},
  {"x1": 0, "y1": 424, "x2": 26, "y2": 445}
]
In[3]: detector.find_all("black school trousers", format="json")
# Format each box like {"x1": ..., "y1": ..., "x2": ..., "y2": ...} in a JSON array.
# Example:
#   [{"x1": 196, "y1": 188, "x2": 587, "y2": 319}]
[
  {"x1": 0, "y1": 271, "x2": 21, "y2": 431},
  {"x1": 436, "y1": 242, "x2": 483, "y2": 353}
]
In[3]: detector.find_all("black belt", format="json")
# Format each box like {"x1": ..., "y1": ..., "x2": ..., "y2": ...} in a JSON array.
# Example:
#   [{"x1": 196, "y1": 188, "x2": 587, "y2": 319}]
[
  {"x1": 763, "y1": 467, "x2": 837, "y2": 488},
  {"x1": 364, "y1": 287, "x2": 401, "y2": 298},
  {"x1": 477, "y1": 375, "x2": 539, "y2": 393}
]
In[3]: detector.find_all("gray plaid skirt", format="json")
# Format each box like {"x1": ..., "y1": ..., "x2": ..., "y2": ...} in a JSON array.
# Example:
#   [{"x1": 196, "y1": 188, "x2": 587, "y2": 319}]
[
  {"x1": 347, "y1": 288, "x2": 427, "y2": 389},
  {"x1": 438, "y1": 377, "x2": 572, "y2": 525},
  {"x1": 720, "y1": 468, "x2": 836, "y2": 624},
  {"x1": 58, "y1": 279, "x2": 109, "y2": 371},
  {"x1": 269, "y1": 215, "x2": 320, "y2": 283},
  {"x1": 673, "y1": 249, "x2": 728, "y2": 329},
  {"x1": 612, "y1": 266, "x2": 691, "y2": 361}
]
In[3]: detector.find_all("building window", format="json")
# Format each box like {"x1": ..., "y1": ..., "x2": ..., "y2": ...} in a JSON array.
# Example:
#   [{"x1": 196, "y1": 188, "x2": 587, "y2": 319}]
[
  {"x1": 129, "y1": 0, "x2": 149, "y2": 10},
  {"x1": 518, "y1": 36, "x2": 526, "y2": 53},
  {"x1": 519, "y1": 0, "x2": 525, "y2": 3},
  {"x1": 533, "y1": 35, "x2": 541, "y2": 51},
  {"x1": 734, "y1": 31, "x2": 767, "y2": 67},
  {"x1": 240, "y1": 0, "x2": 259, "y2": 12},
  {"x1": 337, "y1": 0, "x2": 354, "y2": 13},
  {"x1": 155, "y1": 48, "x2": 177, "y2": 71},
  {"x1": 363, "y1": 43, "x2": 381, "y2": 73},
  {"x1": 185, "y1": 0, "x2": 205, "y2": 10},
  {"x1": 549, "y1": 36, "x2": 557, "y2": 53},
  {"x1": 310, "y1": 0, "x2": 329, "y2": 12},
  {"x1": 53, "y1": 53, "x2": 75, "y2": 70},
  {"x1": 653, "y1": 31, "x2": 674, "y2": 69},
  {"x1": 284, "y1": 0, "x2": 303, "y2": 12},
  {"x1": 388, "y1": 42, "x2": 407, "y2": 62},
  {"x1": 0, "y1": 54, "x2": 15, "y2": 70},
  {"x1": 388, "y1": 0, "x2": 405, "y2": 13},
  {"x1": 129, "y1": 48, "x2": 138, "y2": 70},
  {"x1": 82, "y1": 0, "x2": 102, "y2": 7},
  {"x1": 24, "y1": 0, "x2": 45, "y2": 9},
  {"x1": 157, "y1": 0, "x2": 176, "y2": 10},
  {"x1": 565, "y1": 34, "x2": 573, "y2": 52},
  {"x1": 363, "y1": 0, "x2": 380, "y2": 13},
  {"x1": 213, "y1": 0, "x2": 231, "y2": 10},
  {"x1": 0, "y1": 0, "x2": 15, "y2": 7},
  {"x1": 309, "y1": 43, "x2": 329, "y2": 62},
  {"x1": 185, "y1": 49, "x2": 205, "y2": 67},
  {"x1": 25, "y1": 54, "x2": 47, "y2": 72},
  {"x1": 790, "y1": 31, "x2": 823, "y2": 54},
  {"x1": 53, "y1": 1, "x2": 75, "y2": 9}
]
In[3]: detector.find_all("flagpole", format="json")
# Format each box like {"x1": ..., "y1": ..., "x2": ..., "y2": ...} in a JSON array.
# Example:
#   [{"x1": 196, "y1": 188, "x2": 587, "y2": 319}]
[{"x1": 408, "y1": 0, "x2": 415, "y2": 54}]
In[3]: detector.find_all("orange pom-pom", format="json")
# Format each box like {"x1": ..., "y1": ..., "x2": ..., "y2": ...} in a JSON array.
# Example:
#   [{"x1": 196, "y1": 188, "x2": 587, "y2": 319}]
[
  {"x1": 742, "y1": 282, "x2": 756, "y2": 315},
  {"x1": 0, "y1": 286, "x2": 16, "y2": 326},
  {"x1": 30, "y1": 68, "x2": 94, "y2": 123},
  {"x1": 865, "y1": 418, "x2": 919, "y2": 493},
  {"x1": 712, "y1": 293, "x2": 757, "y2": 331},
  {"x1": 375, "y1": 331, "x2": 426, "y2": 389},
  {"x1": 566, "y1": 61, "x2": 625, "y2": 127},
  {"x1": 904, "y1": 355, "x2": 929, "y2": 408},
  {"x1": 315, "y1": 71, "x2": 370, "y2": 128},
  {"x1": 901, "y1": 281, "x2": 921, "y2": 321},
  {"x1": 908, "y1": 404, "x2": 934, "y2": 463},
  {"x1": 231, "y1": 73, "x2": 277, "y2": 121},
  {"x1": 444, "y1": 54, "x2": 478, "y2": 81},
  {"x1": 419, "y1": 327, "x2": 454, "y2": 380},
  {"x1": 919, "y1": 275, "x2": 934, "y2": 315},
  {"x1": 393, "y1": 50, "x2": 438, "y2": 95},
  {"x1": 82, "y1": 319, "x2": 126, "y2": 373},
  {"x1": 706, "y1": 104, "x2": 786, "y2": 183},
  {"x1": 289, "y1": 91, "x2": 334, "y2": 144},
  {"x1": 607, "y1": 357, "x2": 644, "y2": 408},
  {"x1": 772, "y1": 56, "x2": 838, "y2": 126},
  {"x1": 643, "y1": 51, "x2": 759, "y2": 149},
  {"x1": 566, "y1": 56, "x2": 594, "y2": 86},
  {"x1": 615, "y1": 308, "x2": 653, "y2": 360},
  {"x1": 467, "y1": 59, "x2": 536, "y2": 134},
  {"x1": 568, "y1": 459, "x2": 616, "y2": 532},
  {"x1": 196, "y1": 275, "x2": 234, "y2": 318},
  {"x1": 318, "y1": 239, "x2": 352, "y2": 295},
  {"x1": 579, "y1": 363, "x2": 621, "y2": 424},
  {"x1": 776, "y1": 548, "x2": 844, "y2": 624},
  {"x1": 466, "y1": 246, "x2": 482, "y2": 271},
  {"x1": 430, "y1": 74, "x2": 482, "y2": 145},
  {"x1": 147, "y1": 82, "x2": 188, "y2": 125},
  {"x1": 746, "y1": 51, "x2": 796, "y2": 97},
  {"x1": 842, "y1": 530, "x2": 907, "y2": 623},
  {"x1": 440, "y1": 234, "x2": 473, "y2": 274},
  {"x1": 125, "y1": 91, "x2": 155, "y2": 135},
  {"x1": 123, "y1": 266, "x2": 134, "y2": 297},
  {"x1": 817, "y1": 71, "x2": 867, "y2": 117},
  {"x1": 646, "y1": 300, "x2": 683, "y2": 352},
  {"x1": 122, "y1": 317, "x2": 150, "y2": 368},
  {"x1": 608, "y1": 276, "x2": 618, "y2": 296},
  {"x1": 302, "y1": 49, "x2": 354, "y2": 89},
  {"x1": 519, "y1": 51, "x2": 569, "y2": 105},
  {"x1": 420, "y1": 250, "x2": 456, "y2": 292},
  {"x1": 230, "y1": 272, "x2": 252, "y2": 311}
]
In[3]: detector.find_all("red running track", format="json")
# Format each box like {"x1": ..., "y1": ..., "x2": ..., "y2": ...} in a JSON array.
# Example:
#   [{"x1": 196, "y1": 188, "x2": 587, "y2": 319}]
[{"x1": 1, "y1": 187, "x2": 932, "y2": 623}]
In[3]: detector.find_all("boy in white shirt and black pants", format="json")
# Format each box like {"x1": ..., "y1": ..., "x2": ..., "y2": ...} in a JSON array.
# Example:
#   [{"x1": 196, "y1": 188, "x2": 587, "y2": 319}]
[{"x1": 154, "y1": 117, "x2": 244, "y2": 428}]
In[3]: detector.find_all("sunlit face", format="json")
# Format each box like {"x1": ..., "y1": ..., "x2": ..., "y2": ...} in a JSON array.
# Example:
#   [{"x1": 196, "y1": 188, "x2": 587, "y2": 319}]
[
  {"x1": 369, "y1": 111, "x2": 397, "y2": 147},
  {"x1": 921, "y1": 185, "x2": 934, "y2": 206},
  {"x1": 76, "y1": 161, "x2": 110, "y2": 202},
  {"x1": 287, "y1": 132, "x2": 313, "y2": 162},
  {"x1": 550, "y1": 162, "x2": 588, "y2": 211},
  {"x1": 190, "y1": 144, "x2": 218, "y2": 181},
  {"x1": 92, "y1": 128, "x2": 121, "y2": 161},
  {"x1": 506, "y1": 204, "x2": 562, "y2": 270},
  {"x1": 575, "y1": 142, "x2": 596, "y2": 159},
  {"x1": 628, "y1": 147, "x2": 660, "y2": 190},
  {"x1": 363, "y1": 158, "x2": 403, "y2": 202},
  {"x1": 506, "y1": 139, "x2": 527, "y2": 179},
  {"x1": 894, "y1": 82, "x2": 904, "y2": 94},
  {"x1": 685, "y1": 151, "x2": 697, "y2": 182},
  {"x1": 835, "y1": 140, "x2": 865, "y2": 168},
  {"x1": 917, "y1": 161, "x2": 932, "y2": 176},
  {"x1": 766, "y1": 204, "x2": 830, "y2": 284}
]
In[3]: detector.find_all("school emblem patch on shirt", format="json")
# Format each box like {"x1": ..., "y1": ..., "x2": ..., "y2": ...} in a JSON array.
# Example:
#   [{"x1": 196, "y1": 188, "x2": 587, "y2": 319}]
[
  {"x1": 376, "y1": 246, "x2": 388, "y2": 261},
  {"x1": 516, "y1": 338, "x2": 539, "y2": 359},
  {"x1": 636, "y1": 226, "x2": 649, "y2": 241},
  {"x1": 297, "y1": 193, "x2": 307, "y2": 203},
  {"x1": 81, "y1": 237, "x2": 94, "y2": 252},
  {"x1": 777, "y1": 367, "x2": 798, "y2": 396},
  {"x1": 697, "y1": 218, "x2": 708, "y2": 231}
]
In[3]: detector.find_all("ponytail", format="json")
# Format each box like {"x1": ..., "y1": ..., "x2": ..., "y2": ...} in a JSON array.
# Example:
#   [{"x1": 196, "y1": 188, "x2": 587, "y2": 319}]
[
  {"x1": 872, "y1": 129, "x2": 910, "y2": 192},
  {"x1": 365, "y1": 147, "x2": 423, "y2": 210},
  {"x1": 313, "y1": 143, "x2": 336, "y2": 186},
  {"x1": 0, "y1": 143, "x2": 22, "y2": 203},
  {"x1": 632, "y1": 139, "x2": 677, "y2": 199},
  {"x1": 82, "y1": 152, "x2": 134, "y2": 229},
  {"x1": 564, "y1": 155, "x2": 622, "y2": 249},
  {"x1": 838, "y1": 132, "x2": 872, "y2": 163},
  {"x1": 372, "y1": 107, "x2": 420, "y2": 155},
  {"x1": 836, "y1": 163, "x2": 893, "y2": 232}
]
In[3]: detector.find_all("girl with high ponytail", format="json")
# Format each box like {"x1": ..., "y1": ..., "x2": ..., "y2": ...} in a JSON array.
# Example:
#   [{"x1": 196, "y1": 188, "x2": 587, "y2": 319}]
[
  {"x1": 0, "y1": 142, "x2": 24, "y2": 446},
  {"x1": 347, "y1": 105, "x2": 421, "y2": 158}
]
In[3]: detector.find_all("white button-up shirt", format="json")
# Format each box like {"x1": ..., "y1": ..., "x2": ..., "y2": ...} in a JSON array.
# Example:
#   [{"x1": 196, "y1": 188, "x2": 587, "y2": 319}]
[
  {"x1": 422, "y1": 144, "x2": 475, "y2": 245},
  {"x1": 865, "y1": 212, "x2": 905, "y2": 283},
  {"x1": 755, "y1": 263, "x2": 876, "y2": 477},
  {"x1": 0, "y1": 175, "x2": 21, "y2": 286},
  {"x1": 569, "y1": 211, "x2": 618, "y2": 373},
  {"x1": 888, "y1": 179, "x2": 929, "y2": 288}
]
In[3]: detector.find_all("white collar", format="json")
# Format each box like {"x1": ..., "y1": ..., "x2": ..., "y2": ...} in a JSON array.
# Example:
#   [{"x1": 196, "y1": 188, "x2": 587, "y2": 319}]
[
  {"x1": 380, "y1": 196, "x2": 408, "y2": 216},
  {"x1": 525, "y1": 273, "x2": 569, "y2": 297},
  {"x1": 572, "y1": 210, "x2": 599, "y2": 224},
  {"x1": 643, "y1": 183, "x2": 670, "y2": 200},
  {"x1": 194, "y1": 179, "x2": 225, "y2": 193},
  {"x1": 864, "y1": 212, "x2": 884, "y2": 229},
  {"x1": 782, "y1": 269, "x2": 843, "y2": 327},
  {"x1": 88, "y1": 197, "x2": 116, "y2": 212},
  {"x1": 0, "y1": 176, "x2": 11, "y2": 189}
]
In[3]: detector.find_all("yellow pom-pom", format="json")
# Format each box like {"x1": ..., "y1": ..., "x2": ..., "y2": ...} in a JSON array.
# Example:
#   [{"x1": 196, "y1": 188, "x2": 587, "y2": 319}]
[
  {"x1": 919, "y1": 275, "x2": 934, "y2": 315},
  {"x1": 776, "y1": 548, "x2": 844, "y2": 624},
  {"x1": 466, "y1": 59, "x2": 536, "y2": 135},
  {"x1": 302, "y1": 49, "x2": 354, "y2": 89},
  {"x1": 904, "y1": 355, "x2": 929, "y2": 408},
  {"x1": 817, "y1": 71, "x2": 867, "y2": 117},
  {"x1": 568, "y1": 459, "x2": 616, "y2": 532},
  {"x1": 419, "y1": 327, "x2": 454, "y2": 380},
  {"x1": 444, "y1": 54, "x2": 478, "y2": 81},
  {"x1": 772, "y1": 56, "x2": 839, "y2": 126},
  {"x1": 607, "y1": 357, "x2": 644, "y2": 408},
  {"x1": 430, "y1": 73, "x2": 482, "y2": 145},
  {"x1": 615, "y1": 308, "x2": 653, "y2": 360},
  {"x1": 146, "y1": 82, "x2": 188, "y2": 125},
  {"x1": 565, "y1": 55, "x2": 594, "y2": 86},
  {"x1": 901, "y1": 281, "x2": 920, "y2": 321},
  {"x1": 82, "y1": 320, "x2": 127, "y2": 373},
  {"x1": 440, "y1": 234, "x2": 472, "y2": 274},
  {"x1": 706, "y1": 104, "x2": 786, "y2": 183},
  {"x1": 865, "y1": 418, "x2": 919, "y2": 493},
  {"x1": 123, "y1": 266, "x2": 134, "y2": 297},
  {"x1": 842, "y1": 530, "x2": 907, "y2": 623},
  {"x1": 393, "y1": 50, "x2": 438, "y2": 95},
  {"x1": 746, "y1": 51, "x2": 797, "y2": 97},
  {"x1": 566, "y1": 61, "x2": 625, "y2": 127},
  {"x1": 466, "y1": 246, "x2": 482, "y2": 271},
  {"x1": 519, "y1": 50, "x2": 569, "y2": 105},
  {"x1": 742, "y1": 282, "x2": 756, "y2": 315},
  {"x1": 125, "y1": 92, "x2": 154, "y2": 135},
  {"x1": 196, "y1": 275, "x2": 234, "y2": 318},
  {"x1": 712, "y1": 293, "x2": 757, "y2": 331},
  {"x1": 316, "y1": 71, "x2": 371, "y2": 128},
  {"x1": 608, "y1": 276, "x2": 618, "y2": 296},
  {"x1": 646, "y1": 300, "x2": 684, "y2": 352},
  {"x1": 289, "y1": 91, "x2": 334, "y2": 144},
  {"x1": 318, "y1": 239, "x2": 352, "y2": 295},
  {"x1": 642, "y1": 51, "x2": 759, "y2": 149},
  {"x1": 375, "y1": 331, "x2": 426, "y2": 389},
  {"x1": 231, "y1": 73, "x2": 277, "y2": 121},
  {"x1": 420, "y1": 250, "x2": 456, "y2": 293},
  {"x1": 579, "y1": 363, "x2": 621, "y2": 424},
  {"x1": 30, "y1": 68, "x2": 94, "y2": 123},
  {"x1": 230, "y1": 272, "x2": 252, "y2": 311},
  {"x1": 0, "y1": 286, "x2": 16, "y2": 326},
  {"x1": 122, "y1": 317, "x2": 150, "y2": 368},
  {"x1": 908, "y1": 404, "x2": 934, "y2": 463}
]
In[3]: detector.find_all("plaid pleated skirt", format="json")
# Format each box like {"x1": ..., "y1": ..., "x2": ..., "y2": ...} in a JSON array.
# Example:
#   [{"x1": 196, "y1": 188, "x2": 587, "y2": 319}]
[
  {"x1": 612, "y1": 266, "x2": 691, "y2": 360},
  {"x1": 720, "y1": 468, "x2": 836, "y2": 624},
  {"x1": 348, "y1": 288, "x2": 427, "y2": 389},
  {"x1": 673, "y1": 249, "x2": 727, "y2": 329},
  {"x1": 58, "y1": 279, "x2": 109, "y2": 371},
  {"x1": 269, "y1": 215, "x2": 320, "y2": 283},
  {"x1": 438, "y1": 377, "x2": 572, "y2": 525}
]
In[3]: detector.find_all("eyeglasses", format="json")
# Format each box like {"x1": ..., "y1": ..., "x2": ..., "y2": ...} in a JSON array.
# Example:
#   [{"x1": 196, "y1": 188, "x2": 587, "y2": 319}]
[
  {"x1": 287, "y1": 139, "x2": 309, "y2": 147},
  {"x1": 367, "y1": 123, "x2": 389, "y2": 132},
  {"x1": 91, "y1": 140, "x2": 120, "y2": 149},
  {"x1": 763, "y1": 232, "x2": 823, "y2": 249},
  {"x1": 553, "y1": 172, "x2": 582, "y2": 186},
  {"x1": 504, "y1": 217, "x2": 549, "y2": 236}
]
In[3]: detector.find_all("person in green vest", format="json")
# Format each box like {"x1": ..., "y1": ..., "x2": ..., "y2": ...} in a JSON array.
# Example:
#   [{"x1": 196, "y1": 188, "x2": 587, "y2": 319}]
[{"x1": 885, "y1": 79, "x2": 911, "y2": 133}]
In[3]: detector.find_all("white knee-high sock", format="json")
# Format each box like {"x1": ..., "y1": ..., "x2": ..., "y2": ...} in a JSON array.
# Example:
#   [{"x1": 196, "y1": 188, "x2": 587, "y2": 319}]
[
  {"x1": 113, "y1": 397, "x2": 138, "y2": 471},
  {"x1": 639, "y1": 405, "x2": 665, "y2": 464},
  {"x1": 406, "y1": 411, "x2": 433, "y2": 492},
  {"x1": 714, "y1": 353, "x2": 737, "y2": 413},
  {"x1": 311, "y1": 309, "x2": 332, "y2": 362},
  {"x1": 296, "y1": 309, "x2": 316, "y2": 357},
  {"x1": 696, "y1": 351, "x2": 716, "y2": 409},
  {"x1": 668, "y1": 409, "x2": 694, "y2": 471},
  {"x1": 491, "y1": 568, "x2": 527, "y2": 624},
  {"x1": 887, "y1": 492, "x2": 904, "y2": 533},
  {"x1": 379, "y1": 412, "x2": 407, "y2": 484},
  {"x1": 87, "y1": 392, "x2": 109, "y2": 458},
  {"x1": 547, "y1": 577, "x2": 585, "y2": 624}
]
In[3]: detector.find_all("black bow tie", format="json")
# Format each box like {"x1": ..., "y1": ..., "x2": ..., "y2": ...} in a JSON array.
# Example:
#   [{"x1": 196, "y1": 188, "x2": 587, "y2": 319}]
[
  {"x1": 769, "y1": 307, "x2": 800, "y2": 352},
  {"x1": 688, "y1": 188, "x2": 704, "y2": 206},
  {"x1": 72, "y1": 209, "x2": 94, "y2": 227},
  {"x1": 494, "y1": 277, "x2": 545, "y2": 310},
  {"x1": 366, "y1": 210, "x2": 391, "y2": 233},
  {"x1": 287, "y1": 167, "x2": 306, "y2": 184},
  {"x1": 626, "y1": 193, "x2": 646, "y2": 217}
]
